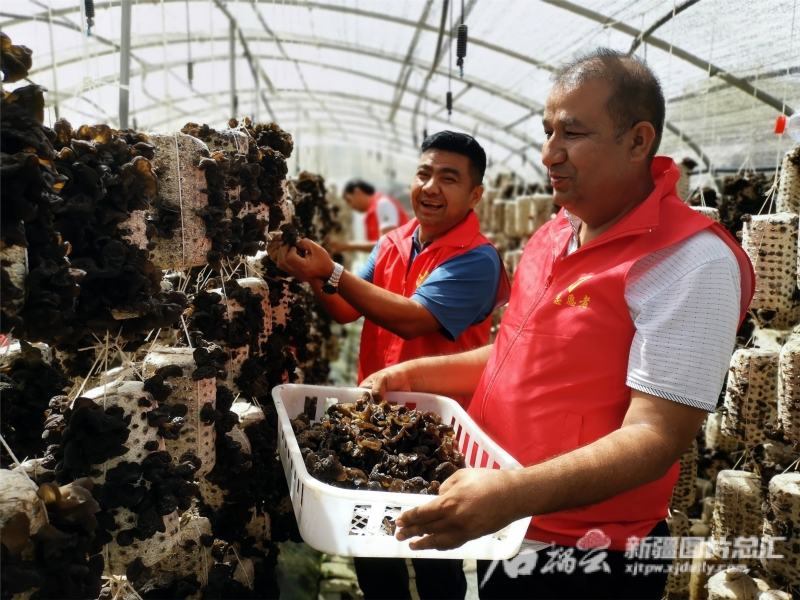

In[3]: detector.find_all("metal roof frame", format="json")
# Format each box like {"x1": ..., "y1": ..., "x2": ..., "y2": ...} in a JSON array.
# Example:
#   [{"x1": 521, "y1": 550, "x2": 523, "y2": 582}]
[
  {"x1": 541, "y1": 0, "x2": 796, "y2": 115},
  {"x1": 0, "y1": 0, "x2": 557, "y2": 72},
  {"x1": 25, "y1": 29, "x2": 545, "y2": 116},
  {"x1": 2, "y1": 0, "x2": 728, "y2": 170},
  {"x1": 45, "y1": 52, "x2": 544, "y2": 155},
  {"x1": 5, "y1": 0, "x2": 791, "y2": 116},
  {"x1": 137, "y1": 88, "x2": 547, "y2": 175}
]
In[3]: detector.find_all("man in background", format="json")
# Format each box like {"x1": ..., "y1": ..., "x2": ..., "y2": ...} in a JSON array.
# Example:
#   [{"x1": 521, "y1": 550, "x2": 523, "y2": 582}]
[{"x1": 327, "y1": 180, "x2": 410, "y2": 254}]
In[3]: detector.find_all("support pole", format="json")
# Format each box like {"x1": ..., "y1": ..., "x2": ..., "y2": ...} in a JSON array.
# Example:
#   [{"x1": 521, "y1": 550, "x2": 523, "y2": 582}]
[
  {"x1": 229, "y1": 19, "x2": 237, "y2": 120},
  {"x1": 254, "y1": 46, "x2": 259, "y2": 122},
  {"x1": 119, "y1": 0, "x2": 132, "y2": 128}
]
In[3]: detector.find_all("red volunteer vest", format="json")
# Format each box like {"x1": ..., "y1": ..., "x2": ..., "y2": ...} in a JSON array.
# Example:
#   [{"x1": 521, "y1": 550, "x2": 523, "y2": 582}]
[
  {"x1": 364, "y1": 193, "x2": 411, "y2": 241},
  {"x1": 358, "y1": 211, "x2": 511, "y2": 402},
  {"x1": 468, "y1": 157, "x2": 754, "y2": 550}
]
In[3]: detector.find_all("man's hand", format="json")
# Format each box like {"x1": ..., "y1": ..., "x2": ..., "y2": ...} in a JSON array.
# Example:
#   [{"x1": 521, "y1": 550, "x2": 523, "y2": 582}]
[
  {"x1": 272, "y1": 238, "x2": 335, "y2": 283},
  {"x1": 395, "y1": 469, "x2": 522, "y2": 550},
  {"x1": 359, "y1": 364, "x2": 414, "y2": 399},
  {"x1": 325, "y1": 240, "x2": 350, "y2": 255},
  {"x1": 358, "y1": 346, "x2": 493, "y2": 399}
]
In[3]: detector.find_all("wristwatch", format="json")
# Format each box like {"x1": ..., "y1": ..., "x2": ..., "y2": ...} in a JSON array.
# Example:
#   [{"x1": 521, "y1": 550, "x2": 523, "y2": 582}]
[{"x1": 321, "y1": 262, "x2": 344, "y2": 295}]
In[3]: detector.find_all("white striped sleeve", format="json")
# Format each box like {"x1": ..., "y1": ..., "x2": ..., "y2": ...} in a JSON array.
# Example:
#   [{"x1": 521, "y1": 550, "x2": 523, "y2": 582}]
[{"x1": 625, "y1": 231, "x2": 742, "y2": 411}]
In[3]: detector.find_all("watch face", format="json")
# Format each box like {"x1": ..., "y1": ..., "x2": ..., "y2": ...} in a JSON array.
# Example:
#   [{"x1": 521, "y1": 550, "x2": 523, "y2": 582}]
[{"x1": 321, "y1": 283, "x2": 337, "y2": 295}]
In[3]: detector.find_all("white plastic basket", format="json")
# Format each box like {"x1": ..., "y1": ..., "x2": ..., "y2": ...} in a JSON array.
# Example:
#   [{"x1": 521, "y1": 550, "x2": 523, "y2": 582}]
[{"x1": 272, "y1": 384, "x2": 532, "y2": 559}]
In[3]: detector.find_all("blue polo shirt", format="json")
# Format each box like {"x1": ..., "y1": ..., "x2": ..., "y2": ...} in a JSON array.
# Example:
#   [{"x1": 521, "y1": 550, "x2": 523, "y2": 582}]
[{"x1": 357, "y1": 227, "x2": 505, "y2": 341}]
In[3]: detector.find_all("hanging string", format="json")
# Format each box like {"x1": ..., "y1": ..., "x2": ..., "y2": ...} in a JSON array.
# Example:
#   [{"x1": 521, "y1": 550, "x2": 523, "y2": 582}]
[
  {"x1": 738, "y1": 67, "x2": 762, "y2": 175},
  {"x1": 173, "y1": 134, "x2": 189, "y2": 280},
  {"x1": 191, "y1": 517, "x2": 210, "y2": 586},
  {"x1": 162, "y1": 0, "x2": 173, "y2": 129},
  {"x1": 765, "y1": 0, "x2": 799, "y2": 204},
  {"x1": 46, "y1": 3, "x2": 60, "y2": 120},
  {"x1": 697, "y1": 0, "x2": 718, "y2": 205}
]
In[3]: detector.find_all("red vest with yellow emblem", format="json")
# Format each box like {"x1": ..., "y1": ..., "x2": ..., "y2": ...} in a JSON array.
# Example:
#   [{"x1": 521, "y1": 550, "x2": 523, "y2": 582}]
[
  {"x1": 467, "y1": 157, "x2": 754, "y2": 550},
  {"x1": 358, "y1": 211, "x2": 510, "y2": 398}
]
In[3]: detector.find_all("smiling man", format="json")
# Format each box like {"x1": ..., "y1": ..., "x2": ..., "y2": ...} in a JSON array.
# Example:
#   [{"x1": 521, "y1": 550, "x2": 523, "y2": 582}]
[
  {"x1": 360, "y1": 50, "x2": 754, "y2": 599},
  {"x1": 271, "y1": 130, "x2": 510, "y2": 600}
]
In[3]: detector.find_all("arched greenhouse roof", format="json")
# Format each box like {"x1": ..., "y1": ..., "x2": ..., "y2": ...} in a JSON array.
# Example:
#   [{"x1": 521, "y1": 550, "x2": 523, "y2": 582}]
[{"x1": 1, "y1": 0, "x2": 798, "y2": 186}]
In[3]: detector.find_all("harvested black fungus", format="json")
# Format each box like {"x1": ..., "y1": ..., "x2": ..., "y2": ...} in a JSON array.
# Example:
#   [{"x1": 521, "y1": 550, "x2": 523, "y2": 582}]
[
  {"x1": 186, "y1": 277, "x2": 267, "y2": 353},
  {"x1": 192, "y1": 343, "x2": 227, "y2": 380},
  {"x1": 0, "y1": 341, "x2": 71, "y2": 467},
  {"x1": 182, "y1": 120, "x2": 292, "y2": 269},
  {"x1": 715, "y1": 172, "x2": 776, "y2": 238},
  {"x1": 53, "y1": 398, "x2": 131, "y2": 482},
  {"x1": 142, "y1": 374, "x2": 174, "y2": 402},
  {"x1": 1, "y1": 86, "x2": 80, "y2": 342},
  {"x1": 0, "y1": 32, "x2": 33, "y2": 83},
  {"x1": 278, "y1": 223, "x2": 300, "y2": 248},
  {"x1": 297, "y1": 394, "x2": 464, "y2": 494},
  {"x1": 125, "y1": 557, "x2": 149, "y2": 584},
  {"x1": 1, "y1": 84, "x2": 187, "y2": 354}
]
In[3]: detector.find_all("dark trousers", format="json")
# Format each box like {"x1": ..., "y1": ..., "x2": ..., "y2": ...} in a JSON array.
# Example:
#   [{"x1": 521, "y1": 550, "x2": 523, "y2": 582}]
[
  {"x1": 354, "y1": 557, "x2": 467, "y2": 600},
  {"x1": 476, "y1": 521, "x2": 671, "y2": 600}
]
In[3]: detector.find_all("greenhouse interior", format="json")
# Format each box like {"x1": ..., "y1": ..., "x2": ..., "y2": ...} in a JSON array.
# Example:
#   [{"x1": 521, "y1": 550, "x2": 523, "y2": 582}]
[{"x1": 1, "y1": 1, "x2": 800, "y2": 599}]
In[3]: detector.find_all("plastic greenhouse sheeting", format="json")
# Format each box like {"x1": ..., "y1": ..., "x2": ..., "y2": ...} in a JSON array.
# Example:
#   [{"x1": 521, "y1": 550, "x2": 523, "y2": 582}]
[{"x1": 1, "y1": 0, "x2": 798, "y2": 186}]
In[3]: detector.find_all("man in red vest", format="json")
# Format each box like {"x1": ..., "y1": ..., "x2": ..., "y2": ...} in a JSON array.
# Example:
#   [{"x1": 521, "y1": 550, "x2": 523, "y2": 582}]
[
  {"x1": 360, "y1": 50, "x2": 754, "y2": 600},
  {"x1": 271, "y1": 131, "x2": 511, "y2": 600},
  {"x1": 328, "y1": 180, "x2": 411, "y2": 254}
]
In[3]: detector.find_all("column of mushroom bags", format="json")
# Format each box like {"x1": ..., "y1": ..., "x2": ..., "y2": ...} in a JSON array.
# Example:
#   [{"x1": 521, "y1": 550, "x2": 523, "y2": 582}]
[
  {"x1": 657, "y1": 154, "x2": 800, "y2": 600},
  {"x1": 473, "y1": 173, "x2": 554, "y2": 341},
  {"x1": 0, "y1": 34, "x2": 344, "y2": 600}
]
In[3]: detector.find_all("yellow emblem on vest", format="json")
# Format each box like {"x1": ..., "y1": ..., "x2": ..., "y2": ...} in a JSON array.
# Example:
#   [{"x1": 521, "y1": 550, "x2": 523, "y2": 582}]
[
  {"x1": 554, "y1": 276, "x2": 593, "y2": 308},
  {"x1": 417, "y1": 270, "x2": 430, "y2": 287},
  {"x1": 568, "y1": 275, "x2": 593, "y2": 293}
]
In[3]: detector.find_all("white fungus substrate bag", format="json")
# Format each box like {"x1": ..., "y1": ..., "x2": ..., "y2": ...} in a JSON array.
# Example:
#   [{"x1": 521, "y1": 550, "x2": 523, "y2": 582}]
[
  {"x1": 491, "y1": 199, "x2": 506, "y2": 235},
  {"x1": 82, "y1": 380, "x2": 180, "y2": 573},
  {"x1": 740, "y1": 212, "x2": 798, "y2": 313},
  {"x1": 119, "y1": 209, "x2": 149, "y2": 251},
  {"x1": 272, "y1": 384, "x2": 531, "y2": 560},
  {"x1": 710, "y1": 470, "x2": 764, "y2": 565},
  {"x1": 778, "y1": 336, "x2": 800, "y2": 448},
  {"x1": 142, "y1": 346, "x2": 217, "y2": 477},
  {"x1": 664, "y1": 511, "x2": 691, "y2": 596},
  {"x1": 514, "y1": 196, "x2": 532, "y2": 236},
  {"x1": 722, "y1": 348, "x2": 779, "y2": 446},
  {"x1": 0, "y1": 237, "x2": 27, "y2": 317},
  {"x1": 146, "y1": 514, "x2": 213, "y2": 587},
  {"x1": 0, "y1": 469, "x2": 48, "y2": 542},
  {"x1": 669, "y1": 440, "x2": 697, "y2": 513},
  {"x1": 692, "y1": 206, "x2": 721, "y2": 222},
  {"x1": 704, "y1": 412, "x2": 740, "y2": 453},
  {"x1": 776, "y1": 146, "x2": 800, "y2": 214},
  {"x1": 503, "y1": 200, "x2": 519, "y2": 238},
  {"x1": 761, "y1": 473, "x2": 800, "y2": 584},
  {"x1": 529, "y1": 194, "x2": 554, "y2": 234},
  {"x1": 148, "y1": 134, "x2": 212, "y2": 270},
  {"x1": 706, "y1": 569, "x2": 762, "y2": 600}
]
